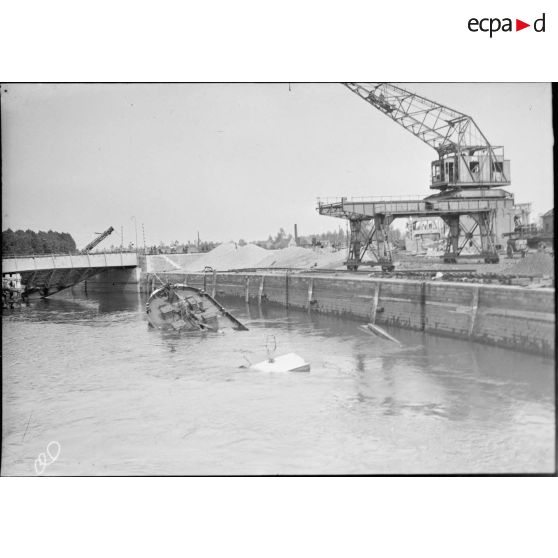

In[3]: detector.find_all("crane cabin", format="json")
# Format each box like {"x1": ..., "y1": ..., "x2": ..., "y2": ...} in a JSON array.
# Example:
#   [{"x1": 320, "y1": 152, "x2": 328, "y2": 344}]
[{"x1": 430, "y1": 146, "x2": 511, "y2": 190}]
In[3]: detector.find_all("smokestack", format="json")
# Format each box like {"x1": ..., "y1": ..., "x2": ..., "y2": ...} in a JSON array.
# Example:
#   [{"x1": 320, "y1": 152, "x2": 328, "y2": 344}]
[{"x1": 294, "y1": 224, "x2": 298, "y2": 246}]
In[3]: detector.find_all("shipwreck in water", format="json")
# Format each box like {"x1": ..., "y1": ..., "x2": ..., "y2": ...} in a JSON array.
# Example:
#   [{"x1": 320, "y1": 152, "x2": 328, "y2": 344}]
[{"x1": 146, "y1": 283, "x2": 248, "y2": 332}]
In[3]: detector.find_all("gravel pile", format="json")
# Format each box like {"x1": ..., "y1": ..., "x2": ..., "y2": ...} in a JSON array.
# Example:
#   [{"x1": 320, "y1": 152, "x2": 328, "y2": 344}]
[
  {"x1": 148, "y1": 242, "x2": 346, "y2": 272},
  {"x1": 501, "y1": 252, "x2": 554, "y2": 277}
]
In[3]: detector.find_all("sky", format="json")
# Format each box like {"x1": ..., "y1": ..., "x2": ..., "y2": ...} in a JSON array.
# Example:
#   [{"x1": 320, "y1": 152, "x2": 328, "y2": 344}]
[{"x1": 1, "y1": 83, "x2": 554, "y2": 249}]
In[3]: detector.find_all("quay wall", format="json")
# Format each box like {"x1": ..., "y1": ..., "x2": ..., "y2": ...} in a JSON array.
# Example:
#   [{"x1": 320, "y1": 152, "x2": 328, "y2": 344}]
[{"x1": 142, "y1": 271, "x2": 555, "y2": 357}]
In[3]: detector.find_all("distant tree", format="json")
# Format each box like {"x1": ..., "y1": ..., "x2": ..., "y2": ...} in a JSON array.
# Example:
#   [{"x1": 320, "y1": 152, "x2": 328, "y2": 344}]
[
  {"x1": 2, "y1": 229, "x2": 77, "y2": 255},
  {"x1": 238, "y1": 239, "x2": 247, "y2": 246},
  {"x1": 199, "y1": 241, "x2": 218, "y2": 253},
  {"x1": 2, "y1": 228, "x2": 14, "y2": 255}
]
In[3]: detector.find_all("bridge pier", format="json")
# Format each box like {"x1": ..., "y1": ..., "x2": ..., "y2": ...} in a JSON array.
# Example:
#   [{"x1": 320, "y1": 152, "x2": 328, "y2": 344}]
[{"x1": 78, "y1": 267, "x2": 141, "y2": 293}]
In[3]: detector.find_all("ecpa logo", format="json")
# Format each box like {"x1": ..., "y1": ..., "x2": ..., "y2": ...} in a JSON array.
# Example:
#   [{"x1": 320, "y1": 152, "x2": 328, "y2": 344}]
[{"x1": 468, "y1": 13, "x2": 546, "y2": 37}]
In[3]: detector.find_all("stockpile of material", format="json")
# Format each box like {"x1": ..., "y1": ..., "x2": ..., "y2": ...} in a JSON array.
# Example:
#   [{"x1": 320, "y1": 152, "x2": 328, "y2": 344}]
[
  {"x1": 502, "y1": 252, "x2": 554, "y2": 277},
  {"x1": 146, "y1": 253, "x2": 206, "y2": 273},
  {"x1": 257, "y1": 246, "x2": 344, "y2": 269},
  {"x1": 152, "y1": 242, "x2": 346, "y2": 272},
  {"x1": 188, "y1": 242, "x2": 268, "y2": 270}
]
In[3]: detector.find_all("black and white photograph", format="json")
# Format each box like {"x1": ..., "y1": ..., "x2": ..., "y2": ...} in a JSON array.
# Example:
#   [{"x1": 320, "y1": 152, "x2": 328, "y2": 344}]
[{"x1": 1, "y1": 82, "x2": 555, "y2": 476}]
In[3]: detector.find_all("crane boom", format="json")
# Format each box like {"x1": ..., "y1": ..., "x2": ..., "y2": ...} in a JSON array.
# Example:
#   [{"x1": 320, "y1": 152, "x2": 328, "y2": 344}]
[
  {"x1": 344, "y1": 82, "x2": 510, "y2": 190},
  {"x1": 83, "y1": 226, "x2": 114, "y2": 252}
]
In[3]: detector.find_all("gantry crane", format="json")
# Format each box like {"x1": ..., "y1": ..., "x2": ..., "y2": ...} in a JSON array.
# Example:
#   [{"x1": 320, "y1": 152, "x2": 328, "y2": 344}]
[
  {"x1": 82, "y1": 226, "x2": 114, "y2": 253},
  {"x1": 318, "y1": 83, "x2": 512, "y2": 269}
]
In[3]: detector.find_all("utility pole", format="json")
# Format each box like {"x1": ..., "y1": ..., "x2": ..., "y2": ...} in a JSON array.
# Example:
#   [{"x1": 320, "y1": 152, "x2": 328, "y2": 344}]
[
  {"x1": 120, "y1": 225, "x2": 124, "y2": 251},
  {"x1": 197, "y1": 231, "x2": 200, "y2": 250},
  {"x1": 142, "y1": 223, "x2": 146, "y2": 254},
  {"x1": 131, "y1": 216, "x2": 138, "y2": 254}
]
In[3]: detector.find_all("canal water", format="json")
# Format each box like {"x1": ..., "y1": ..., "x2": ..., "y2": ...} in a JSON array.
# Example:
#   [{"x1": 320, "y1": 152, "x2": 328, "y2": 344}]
[{"x1": 2, "y1": 289, "x2": 555, "y2": 475}]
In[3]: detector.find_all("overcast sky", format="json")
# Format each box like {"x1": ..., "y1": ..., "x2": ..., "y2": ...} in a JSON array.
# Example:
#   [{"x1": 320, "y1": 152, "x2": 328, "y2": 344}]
[{"x1": 1, "y1": 83, "x2": 553, "y2": 249}]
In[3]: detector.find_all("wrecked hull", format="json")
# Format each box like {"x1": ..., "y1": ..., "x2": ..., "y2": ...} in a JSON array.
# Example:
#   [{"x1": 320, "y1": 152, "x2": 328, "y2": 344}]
[{"x1": 146, "y1": 284, "x2": 248, "y2": 332}]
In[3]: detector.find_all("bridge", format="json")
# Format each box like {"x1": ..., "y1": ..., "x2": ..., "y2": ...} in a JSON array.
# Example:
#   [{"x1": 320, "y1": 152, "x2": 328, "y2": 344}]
[{"x1": 2, "y1": 252, "x2": 139, "y2": 297}]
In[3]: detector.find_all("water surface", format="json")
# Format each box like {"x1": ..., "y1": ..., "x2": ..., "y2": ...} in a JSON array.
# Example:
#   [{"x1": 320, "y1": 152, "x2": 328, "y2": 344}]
[{"x1": 2, "y1": 289, "x2": 555, "y2": 474}]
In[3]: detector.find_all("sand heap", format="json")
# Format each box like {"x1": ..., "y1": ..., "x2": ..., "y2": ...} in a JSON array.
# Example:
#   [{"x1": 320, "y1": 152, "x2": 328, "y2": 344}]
[
  {"x1": 257, "y1": 246, "x2": 343, "y2": 269},
  {"x1": 151, "y1": 242, "x2": 346, "y2": 272},
  {"x1": 187, "y1": 242, "x2": 268, "y2": 271}
]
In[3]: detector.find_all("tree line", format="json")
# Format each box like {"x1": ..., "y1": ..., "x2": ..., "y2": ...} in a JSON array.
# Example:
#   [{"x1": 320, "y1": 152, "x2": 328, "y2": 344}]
[{"x1": 2, "y1": 229, "x2": 77, "y2": 255}]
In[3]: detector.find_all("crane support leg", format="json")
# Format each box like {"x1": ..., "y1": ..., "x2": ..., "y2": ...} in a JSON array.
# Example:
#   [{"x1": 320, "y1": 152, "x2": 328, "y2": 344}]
[
  {"x1": 346, "y1": 218, "x2": 375, "y2": 271},
  {"x1": 443, "y1": 215, "x2": 461, "y2": 263},
  {"x1": 442, "y1": 211, "x2": 499, "y2": 263},
  {"x1": 373, "y1": 215, "x2": 394, "y2": 271},
  {"x1": 472, "y1": 210, "x2": 499, "y2": 263}
]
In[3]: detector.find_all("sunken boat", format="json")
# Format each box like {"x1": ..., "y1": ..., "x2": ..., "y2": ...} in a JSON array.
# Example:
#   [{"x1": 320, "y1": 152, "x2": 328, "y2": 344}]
[{"x1": 146, "y1": 283, "x2": 248, "y2": 332}]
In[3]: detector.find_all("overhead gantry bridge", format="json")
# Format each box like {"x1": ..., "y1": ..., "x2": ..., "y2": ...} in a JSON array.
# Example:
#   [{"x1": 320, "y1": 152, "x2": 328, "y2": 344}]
[
  {"x1": 317, "y1": 189, "x2": 513, "y2": 269},
  {"x1": 2, "y1": 252, "x2": 139, "y2": 297}
]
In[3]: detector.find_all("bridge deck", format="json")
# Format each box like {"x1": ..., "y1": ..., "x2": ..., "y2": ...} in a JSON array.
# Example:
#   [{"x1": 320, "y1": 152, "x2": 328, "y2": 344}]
[{"x1": 2, "y1": 252, "x2": 138, "y2": 274}]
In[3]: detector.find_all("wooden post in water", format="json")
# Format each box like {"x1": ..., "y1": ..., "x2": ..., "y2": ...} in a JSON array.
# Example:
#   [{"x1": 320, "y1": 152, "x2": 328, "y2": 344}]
[
  {"x1": 371, "y1": 283, "x2": 380, "y2": 324},
  {"x1": 420, "y1": 281, "x2": 426, "y2": 331},
  {"x1": 258, "y1": 275, "x2": 265, "y2": 304},
  {"x1": 468, "y1": 286, "x2": 480, "y2": 338},
  {"x1": 307, "y1": 278, "x2": 314, "y2": 310}
]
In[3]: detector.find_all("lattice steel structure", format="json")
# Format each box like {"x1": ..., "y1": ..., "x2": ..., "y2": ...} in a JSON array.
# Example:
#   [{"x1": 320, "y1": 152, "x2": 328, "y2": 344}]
[
  {"x1": 317, "y1": 83, "x2": 513, "y2": 269},
  {"x1": 344, "y1": 83, "x2": 510, "y2": 191}
]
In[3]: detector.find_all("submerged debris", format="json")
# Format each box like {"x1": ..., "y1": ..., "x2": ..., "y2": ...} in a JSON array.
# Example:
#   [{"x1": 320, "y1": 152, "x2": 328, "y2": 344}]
[
  {"x1": 251, "y1": 353, "x2": 310, "y2": 372},
  {"x1": 146, "y1": 283, "x2": 248, "y2": 332}
]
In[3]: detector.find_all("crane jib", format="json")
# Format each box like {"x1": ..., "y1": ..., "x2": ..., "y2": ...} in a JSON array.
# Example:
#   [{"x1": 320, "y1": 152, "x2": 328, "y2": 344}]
[{"x1": 343, "y1": 82, "x2": 510, "y2": 190}]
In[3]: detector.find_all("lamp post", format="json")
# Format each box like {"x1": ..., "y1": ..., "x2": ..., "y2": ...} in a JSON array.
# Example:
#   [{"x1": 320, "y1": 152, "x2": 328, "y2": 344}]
[{"x1": 131, "y1": 216, "x2": 138, "y2": 254}]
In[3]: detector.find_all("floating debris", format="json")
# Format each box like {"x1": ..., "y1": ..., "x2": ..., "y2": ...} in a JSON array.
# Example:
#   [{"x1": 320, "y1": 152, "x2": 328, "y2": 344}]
[
  {"x1": 361, "y1": 323, "x2": 402, "y2": 345},
  {"x1": 2, "y1": 273, "x2": 25, "y2": 309},
  {"x1": 146, "y1": 283, "x2": 248, "y2": 332},
  {"x1": 251, "y1": 352, "x2": 310, "y2": 373}
]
